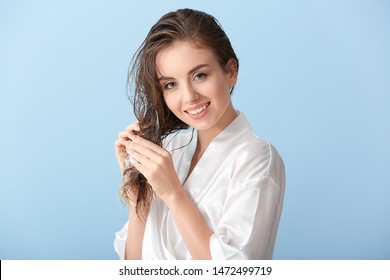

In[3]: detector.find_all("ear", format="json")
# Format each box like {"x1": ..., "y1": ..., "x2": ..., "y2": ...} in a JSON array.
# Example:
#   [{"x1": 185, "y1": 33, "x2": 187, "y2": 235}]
[{"x1": 226, "y1": 58, "x2": 238, "y2": 86}]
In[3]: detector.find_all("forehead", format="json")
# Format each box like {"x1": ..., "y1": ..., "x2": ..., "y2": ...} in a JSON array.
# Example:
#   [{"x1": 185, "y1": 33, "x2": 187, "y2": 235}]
[{"x1": 156, "y1": 40, "x2": 218, "y2": 76}]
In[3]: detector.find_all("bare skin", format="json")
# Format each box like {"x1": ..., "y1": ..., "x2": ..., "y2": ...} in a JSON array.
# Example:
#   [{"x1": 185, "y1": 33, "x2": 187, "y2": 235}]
[{"x1": 115, "y1": 40, "x2": 238, "y2": 259}]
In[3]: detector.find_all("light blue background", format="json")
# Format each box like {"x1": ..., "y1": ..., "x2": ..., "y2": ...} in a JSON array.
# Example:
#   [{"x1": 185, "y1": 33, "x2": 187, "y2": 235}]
[{"x1": 1, "y1": 0, "x2": 389, "y2": 259}]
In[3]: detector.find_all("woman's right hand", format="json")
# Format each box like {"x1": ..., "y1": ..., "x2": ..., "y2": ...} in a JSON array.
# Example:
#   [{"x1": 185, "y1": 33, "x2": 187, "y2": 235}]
[{"x1": 115, "y1": 121, "x2": 140, "y2": 173}]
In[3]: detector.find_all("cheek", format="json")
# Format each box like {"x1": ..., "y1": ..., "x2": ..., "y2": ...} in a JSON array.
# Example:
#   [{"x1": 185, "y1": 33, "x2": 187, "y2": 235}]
[
  {"x1": 163, "y1": 94, "x2": 180, "y2": 112},
  {"x1": 203, "y1": 77, "x2": 229, "y2": 99}
]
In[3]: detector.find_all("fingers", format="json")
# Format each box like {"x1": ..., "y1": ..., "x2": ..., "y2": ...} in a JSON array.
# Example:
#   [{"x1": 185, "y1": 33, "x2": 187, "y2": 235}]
[
  {"x1": 115, "y1": 121, "x2": 141, "y2": 171},
  {"x1": 128, "y1": 149, "x2": 147, "y2": 167},
  {"x1": 118, "y1": 121, "x2": 140, "y2": 142},
  {"x1": 126, "y1": 121, "x2": 140, "y2": 139},
  {"x1": 127, "y1": 134, "x2": 166, "y2": 156},
  {"x1": 129, "y1": 146, "x2": 160, "y2": 180},
  {"x1": 126, "y1": 140, "x2": 161, "y2": 164},
  {"x1": 126, "y1": 121, "x2": 140, "y2": 132},
  {"x1": 116, "y1": 121, "x2": 140, "y2": 153},
  {"x1": 116, "y1": 121, "x2": 170, "y2": 178}
]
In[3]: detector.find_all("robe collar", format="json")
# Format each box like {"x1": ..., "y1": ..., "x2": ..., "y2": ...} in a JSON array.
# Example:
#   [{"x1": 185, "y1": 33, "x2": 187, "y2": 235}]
[{"x1": 180, "y1": 111, "x2": 252, "y2": 187}]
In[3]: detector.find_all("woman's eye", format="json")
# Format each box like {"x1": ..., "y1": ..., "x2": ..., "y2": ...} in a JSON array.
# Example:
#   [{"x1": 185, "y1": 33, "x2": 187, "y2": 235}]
[
  {"x1": 164, "y1": 81, "x2": 176, "y2": 89},
  {"x1": 194, "y1": 73, "x2": 207, "y2": 80}
]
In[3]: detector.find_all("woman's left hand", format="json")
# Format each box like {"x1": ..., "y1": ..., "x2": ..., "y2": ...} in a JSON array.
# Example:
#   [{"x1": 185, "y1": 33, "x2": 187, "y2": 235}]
[{"x1": 125, "y1": 134, "x2": 181, "y2": 203}]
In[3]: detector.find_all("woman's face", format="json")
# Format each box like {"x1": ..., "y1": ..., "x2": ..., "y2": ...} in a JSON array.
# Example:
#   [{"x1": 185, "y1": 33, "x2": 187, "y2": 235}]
[{"x1": 157, "y1": 40, "x2": 237, "y2": 133}]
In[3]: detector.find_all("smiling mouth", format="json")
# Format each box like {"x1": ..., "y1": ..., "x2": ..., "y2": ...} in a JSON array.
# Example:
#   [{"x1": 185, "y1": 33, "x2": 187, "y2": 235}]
[{"x1": 185, "y1": 102, "x2": 210, "y2": 115}]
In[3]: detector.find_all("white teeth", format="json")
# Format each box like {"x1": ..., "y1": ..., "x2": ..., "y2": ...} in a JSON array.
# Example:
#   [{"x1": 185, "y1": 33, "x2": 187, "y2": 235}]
[{"x1": 187, "y1": 104, "x2": 208, "y2": 115}]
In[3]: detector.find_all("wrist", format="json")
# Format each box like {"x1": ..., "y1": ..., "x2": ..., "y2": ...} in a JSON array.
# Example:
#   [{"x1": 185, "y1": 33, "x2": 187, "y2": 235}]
[{"x1": 162, "y1": 185, "x2": 186, "y2": 209}]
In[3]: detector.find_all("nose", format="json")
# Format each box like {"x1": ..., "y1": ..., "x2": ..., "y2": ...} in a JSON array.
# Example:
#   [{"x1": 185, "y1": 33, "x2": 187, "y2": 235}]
[{"x1": 182, "y1": 83, "x2": 200, "y2": 104}]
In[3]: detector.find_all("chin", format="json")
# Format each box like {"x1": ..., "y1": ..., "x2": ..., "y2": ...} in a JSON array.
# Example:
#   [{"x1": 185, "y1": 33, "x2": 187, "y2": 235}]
[{"x1": 190, "y1": 118, "x2": 219, "y2": 131}]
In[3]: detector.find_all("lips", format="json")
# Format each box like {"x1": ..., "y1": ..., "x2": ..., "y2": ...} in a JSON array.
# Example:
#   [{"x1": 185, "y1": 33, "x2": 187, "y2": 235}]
[{"x1": 184, "y1": 102, "x2": 210, "y2": 115}]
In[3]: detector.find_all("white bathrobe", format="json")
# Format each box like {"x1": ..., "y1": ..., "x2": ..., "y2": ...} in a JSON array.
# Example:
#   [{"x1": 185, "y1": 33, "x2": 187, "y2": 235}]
[{"x1": 114, "y1": 112, "x2": 285, "y2": 259}]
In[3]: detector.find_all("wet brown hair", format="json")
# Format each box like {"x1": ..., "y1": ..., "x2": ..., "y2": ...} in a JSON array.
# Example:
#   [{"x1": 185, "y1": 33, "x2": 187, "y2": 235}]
[{"x1": 119, "y1": 8, "x2": 239, "y2": 217}]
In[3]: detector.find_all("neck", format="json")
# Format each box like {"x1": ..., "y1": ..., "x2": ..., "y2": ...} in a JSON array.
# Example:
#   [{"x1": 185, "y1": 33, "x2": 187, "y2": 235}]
[{"x1": 196, "y1": 104, "x2": 237, "y2": 154}]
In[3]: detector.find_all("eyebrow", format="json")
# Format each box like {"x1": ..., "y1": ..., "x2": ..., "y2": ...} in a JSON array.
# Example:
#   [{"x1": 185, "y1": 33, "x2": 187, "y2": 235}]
[{"x1": 158, "y1": 64, "x2": 210, "y2": 81}]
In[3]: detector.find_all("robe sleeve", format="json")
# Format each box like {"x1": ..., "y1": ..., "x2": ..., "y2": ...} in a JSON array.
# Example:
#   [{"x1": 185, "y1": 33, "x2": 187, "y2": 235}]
[
  {"x1": 209, "y1": 175, "x2": 283, "y2": 260},
  {"x1": 113, "y1": 221, "x2": 128, "y2": 260}
]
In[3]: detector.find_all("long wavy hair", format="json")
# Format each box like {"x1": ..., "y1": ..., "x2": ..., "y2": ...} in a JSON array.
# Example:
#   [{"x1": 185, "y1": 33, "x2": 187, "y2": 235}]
[{"x1": 119, "y1": 8, "x2": 239, "y2": 217}]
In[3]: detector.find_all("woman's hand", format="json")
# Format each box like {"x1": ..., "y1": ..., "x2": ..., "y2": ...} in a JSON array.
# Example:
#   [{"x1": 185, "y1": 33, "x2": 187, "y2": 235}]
[
  {"x1": 126, "y1": 134, "x2": 182, "y2": 203},
  {"x1": 124, "y1": 130, "x2": 213, "y2": 259},
  {"x1": 115, "y1": 122, "x2": 140, "y2": 173}
]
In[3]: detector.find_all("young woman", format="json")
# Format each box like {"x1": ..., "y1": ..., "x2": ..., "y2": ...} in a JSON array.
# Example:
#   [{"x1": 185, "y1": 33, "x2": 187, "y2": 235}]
[{"x1": 114, "y1": 8, "x2": 285, "y2": 260}]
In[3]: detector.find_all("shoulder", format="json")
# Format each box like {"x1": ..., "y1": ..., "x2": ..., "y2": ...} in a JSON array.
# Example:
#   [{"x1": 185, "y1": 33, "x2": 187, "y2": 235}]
[{"x1": 229, "y1": 130, "x2": 285, "y2": 187}]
